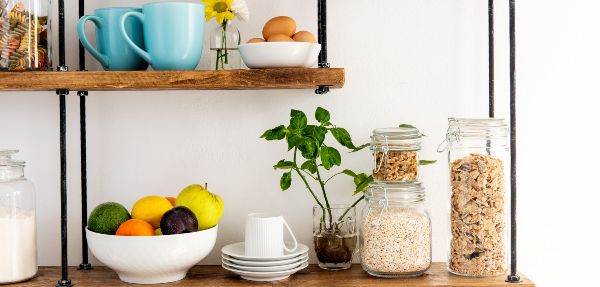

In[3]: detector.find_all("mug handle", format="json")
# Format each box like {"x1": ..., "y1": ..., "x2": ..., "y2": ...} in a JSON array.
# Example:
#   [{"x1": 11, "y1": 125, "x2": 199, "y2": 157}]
[
  {"x1": 282, "y1": 219, "x2": 298, "y2": 252},
  {"x1": 120, "y1": 11, "x2": 151, "y2": 64},
  {"x1": 77, "y1": 15, "x2": 109, "y2": 68}
]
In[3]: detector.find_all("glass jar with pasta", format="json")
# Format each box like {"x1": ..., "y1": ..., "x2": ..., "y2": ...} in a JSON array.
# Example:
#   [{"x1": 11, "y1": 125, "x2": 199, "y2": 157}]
[
  {"x1": 0, "y1": 0, "x2": 50, "y2": 71},
  {"x1": 371, "y1": 127, "x2": 422, "y2": 183}
]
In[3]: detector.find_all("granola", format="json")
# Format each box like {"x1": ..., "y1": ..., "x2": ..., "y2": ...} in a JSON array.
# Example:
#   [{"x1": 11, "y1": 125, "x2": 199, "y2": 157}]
[{"x1": 449, "y1": 153, "x2": 506, "y2": 276}]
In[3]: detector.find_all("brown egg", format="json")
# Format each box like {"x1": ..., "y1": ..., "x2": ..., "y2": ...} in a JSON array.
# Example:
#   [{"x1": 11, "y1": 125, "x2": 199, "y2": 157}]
[
  {"x1": 267, "y1": 34, "x2": 295, "y2": 42},
  {"x1": 262, "y1": 16, "x2": 296, "y2": 39},
  {"x1": 292, "y1": 31, "x2": 317, "y2": 43},
  {"x1": 247, "y1": 38, "x2": 266, "y2": 44}
]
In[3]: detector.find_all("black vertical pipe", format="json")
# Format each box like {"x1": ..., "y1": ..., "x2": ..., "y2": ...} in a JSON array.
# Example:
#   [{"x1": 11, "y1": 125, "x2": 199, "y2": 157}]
[
  {"x1": 507, "y1": 0, "x2": 521, "y2": 283},
  {"x1": 317, "y1": 0, "x2": 327, "y2": 67},
  {"x1": 488, "y1": 0, "x2": 495, "y2": 118},
  {"x1": 78, "y1": 0, "x2": 92, "y2": 270},
  {"x1": 58, "y1": 0, "x2": 65, "y2": 67}
]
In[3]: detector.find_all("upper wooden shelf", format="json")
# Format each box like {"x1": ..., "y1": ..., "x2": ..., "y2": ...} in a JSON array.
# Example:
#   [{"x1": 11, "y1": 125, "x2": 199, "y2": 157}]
[
  {"x1": 0, "y1": 68, "x2": 345, "y2": 91},
  {"x1": 13, "y1": 263, "x2": 534, "y2": 287}
]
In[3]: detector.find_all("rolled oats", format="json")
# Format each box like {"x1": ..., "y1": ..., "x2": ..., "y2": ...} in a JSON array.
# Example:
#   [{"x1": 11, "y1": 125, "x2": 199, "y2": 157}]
[
  {"x1": 373, "y1": 151, "x2": 418, "y2": 182},
  {"x1": 449, "y1": 153, "x2": 506, "y2": 277}
]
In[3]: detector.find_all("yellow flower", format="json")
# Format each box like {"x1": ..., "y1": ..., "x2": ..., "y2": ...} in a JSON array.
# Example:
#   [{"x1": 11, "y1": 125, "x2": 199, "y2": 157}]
[{"x1": 203, "y1": 0, "x2": 235, "y2": 24}]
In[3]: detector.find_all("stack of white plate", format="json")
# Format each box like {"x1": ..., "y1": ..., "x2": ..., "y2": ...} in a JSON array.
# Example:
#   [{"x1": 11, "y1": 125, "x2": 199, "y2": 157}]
[{"x1": 221, "y1": 242, "x2": 310, "y2": 282}]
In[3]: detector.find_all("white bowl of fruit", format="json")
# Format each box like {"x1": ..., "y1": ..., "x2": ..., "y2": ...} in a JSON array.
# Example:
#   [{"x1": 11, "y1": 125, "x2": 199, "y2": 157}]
[
  {"x1": 86, "y1": 184, "x2": 224, "y2": 284},
  {"x1": 240, "y1": 16, "x2": 321, "y2": 69}
]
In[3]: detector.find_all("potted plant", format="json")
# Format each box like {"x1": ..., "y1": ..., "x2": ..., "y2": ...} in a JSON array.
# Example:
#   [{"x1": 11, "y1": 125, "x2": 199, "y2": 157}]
[{"x1": 261, "y1": 107, "x2": 372, "y2": 270}]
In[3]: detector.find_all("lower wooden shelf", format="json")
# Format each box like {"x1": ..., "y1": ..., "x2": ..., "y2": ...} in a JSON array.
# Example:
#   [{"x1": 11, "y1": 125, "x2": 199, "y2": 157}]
[{"x1": 12, "y1": 263, "x2": 534, "y2": 287}]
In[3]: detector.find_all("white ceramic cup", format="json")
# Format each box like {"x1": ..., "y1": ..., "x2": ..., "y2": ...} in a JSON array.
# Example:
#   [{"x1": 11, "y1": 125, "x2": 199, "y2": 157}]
[{"x1": 244, "y1": 213, "x2": 298, "y2": 257}]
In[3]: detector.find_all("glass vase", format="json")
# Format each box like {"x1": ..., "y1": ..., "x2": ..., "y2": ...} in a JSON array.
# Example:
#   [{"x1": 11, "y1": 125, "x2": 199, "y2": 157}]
[
  {"x1": 210, "y1": 22, "x2": 241, "y2": 70},
  {"x1": 313, "y1": 204, "x2": 358, "y2": 270}
]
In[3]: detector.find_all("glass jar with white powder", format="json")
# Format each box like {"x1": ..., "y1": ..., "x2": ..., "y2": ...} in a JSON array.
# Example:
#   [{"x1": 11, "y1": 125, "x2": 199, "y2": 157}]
[
  {"x1": 0, "y1": 150, "x2": 37, "y2": 283},
  {"x1": 360, "y1": 182, "x2": 431, "y2": 278}
]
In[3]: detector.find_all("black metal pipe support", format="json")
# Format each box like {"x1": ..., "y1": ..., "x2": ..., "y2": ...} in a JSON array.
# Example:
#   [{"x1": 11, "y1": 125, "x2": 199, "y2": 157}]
[
  {"x1": 507, "y1": 0, "x2": 521, "y2": 283},
  {"x1": 316, "y1": 0, "x2": 330, "y2": 94},
  {"x1": 77, "y1": 0, "x2": 92, "y2": 271},
  {"x1": 488, "y1": 0, "x2": 495, "y2": 118}
]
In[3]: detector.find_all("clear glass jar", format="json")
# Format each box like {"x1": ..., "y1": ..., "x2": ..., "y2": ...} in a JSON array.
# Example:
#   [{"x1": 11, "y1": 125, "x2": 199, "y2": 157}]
[
  {"x1": 360, "y1": 182, "x2": 431, "y2": 278},
  {"x1": 0, "y1": 0, "x2": 51, "y2": 71},
  {"x1": 0, "y1": 150, "x2": 37, "y2": 283},
  {"x1": 210, "y1": 22, "x2": 241, "y2": 70},
  {"x1": 371, "y1": 127, "x2": 422, "y2": 182},
  {"x1": 313, "y1": 205, "x2": 358, "y2": 270},
  {"x1": 439, "y1": 118, "x2": 508, "y2": 277}
]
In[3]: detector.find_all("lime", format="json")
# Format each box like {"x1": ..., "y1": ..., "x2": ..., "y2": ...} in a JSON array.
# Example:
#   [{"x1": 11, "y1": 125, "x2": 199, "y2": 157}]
[{"x1": 88, "y1": 202, "x2": 131, "y2": 235}]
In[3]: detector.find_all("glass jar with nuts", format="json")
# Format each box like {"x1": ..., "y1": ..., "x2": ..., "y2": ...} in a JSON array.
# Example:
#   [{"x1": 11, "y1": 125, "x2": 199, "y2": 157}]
[{"x1": 371, "y1": 127, "x2": 422, "y2": 182}]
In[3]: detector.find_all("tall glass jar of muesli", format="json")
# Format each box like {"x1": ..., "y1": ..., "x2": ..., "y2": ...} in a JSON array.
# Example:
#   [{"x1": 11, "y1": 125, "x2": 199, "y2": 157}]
[
  {"x1": 360, "y1": 182, "x2": 431, "y2": 278},
  {"x1": 439, "y1": 118, "x2": 509, "y2": 277},
  {"x1": 0, "y1": 0, "x2": 51, "y2": 71},
  {"x1": 371, "y1": 127, "x2": 422, "y2": 182}
]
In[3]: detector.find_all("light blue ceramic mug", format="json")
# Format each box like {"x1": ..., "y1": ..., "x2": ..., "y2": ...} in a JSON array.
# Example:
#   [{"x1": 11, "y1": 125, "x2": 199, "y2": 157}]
[
  {"x1": 120, "y1": 2, "x2": 205, "y2": 71},
  {"x1": 78, "y1": 7, "x2": 148, "y2": 71}
]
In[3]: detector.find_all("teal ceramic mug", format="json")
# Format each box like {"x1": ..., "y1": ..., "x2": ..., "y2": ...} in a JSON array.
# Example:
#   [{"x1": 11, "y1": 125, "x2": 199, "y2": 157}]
[
  {"x1": 120, "y1": 2, "x2": 205, "y2": 71},
  {"x1": 78, "y1": 7, "x2": 149, "y2": 71}
]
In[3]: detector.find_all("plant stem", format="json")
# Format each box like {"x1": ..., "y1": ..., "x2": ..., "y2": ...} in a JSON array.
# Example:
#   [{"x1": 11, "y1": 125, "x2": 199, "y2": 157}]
[
  {"x1": 293, "y1": 148, "x2": 325, "y2": 212},
  {"x1": 314, "y1": 163, "x2": 333, "y2": 229},
  {"x1": 324, "y1": 171, "x2": 345, "y2": 185},
  {"x1": 338, "y1": 195, "x2": 365, "y2": 222}
]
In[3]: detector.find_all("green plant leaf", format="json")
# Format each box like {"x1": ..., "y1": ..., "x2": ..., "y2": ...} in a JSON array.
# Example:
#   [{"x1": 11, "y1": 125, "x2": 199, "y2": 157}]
[
  {"x1": 330, "y1": 127, "x2": 356, "y2": 149},
  {"x1": 301, "y1": 160, "x2": 317, "y2": 174},
  {"x1": 419, "y1": 160, "x2": 437, "y2": 165},
  {"x1": 315, "y1": 107, "x2": 330, "y2": 123},
  {"x1": 302, "y1": 125, "x2": 327, "y2": 146},
  {"x1": 353, "y1": 174, "x2": 374, "y2": 195},
  {"x1": 273, "y1": 160, "x2": 294, "y2": 170},
  {"x1": 286, "y1": 130, "x2": 303, "y2": 150},
  {"x1": 350, "y1": 143, "x2": 370, "y2": 153},
  {"x1": 290, "y1": 109, "x2": 308, "y2": 129},
  {"x1": 399, "y1": 124, "x2": 416, "y2": 129},
  {"x1": 342, "y1": 169, "x2": 358, "y2": 178},
  {"x1": 320, "y1": 146, "x2": 341, "y2": 170},
  {"x1": 260, "y1": 125, "x2": 287, "y2": 140},
  {"x1": 280, "y1": 171, "x2": 292, "y2": 191},
  {"x1": 298, "y1": 138, "x2": 319, "y2": 159}
]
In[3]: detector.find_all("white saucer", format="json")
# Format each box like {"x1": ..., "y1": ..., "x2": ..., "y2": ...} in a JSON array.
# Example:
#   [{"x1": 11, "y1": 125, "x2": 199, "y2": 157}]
[
  {"x1": 222, "y1": 261, "x2": 309, "y2": 282},
  {"x1": 221, "y1": 253, "x2": 308, "y2": 267},
  {"x1": 221, "y1": 242, "x2": 309, "y2": 261},
  {"x1": 222, "y1": 255, "x2": 309, "y2": 272}
]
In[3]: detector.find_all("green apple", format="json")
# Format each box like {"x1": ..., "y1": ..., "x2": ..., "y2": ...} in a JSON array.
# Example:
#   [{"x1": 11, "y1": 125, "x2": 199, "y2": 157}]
[{"x1": 175, "y1": 184, "x2": 224, "y2": 230}]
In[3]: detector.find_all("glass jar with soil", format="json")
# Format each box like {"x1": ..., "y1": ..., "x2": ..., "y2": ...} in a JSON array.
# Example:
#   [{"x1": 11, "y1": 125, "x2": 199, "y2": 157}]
[
  {"x1": 313, "y1": 205, "x2": 358, "y2": 270},
  {"x1": 371, "y1": 127, "x2": 422, "y2": 183},
  {"x1": 439, "y1": 118, "x2": 509, "y2": 277}
]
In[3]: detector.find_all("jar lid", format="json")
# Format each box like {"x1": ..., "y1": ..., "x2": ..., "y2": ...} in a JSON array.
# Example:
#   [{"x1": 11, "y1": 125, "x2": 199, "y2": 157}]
[
  {"x1": 447, "y1": 118, "x2": 508, "y2": 139},
  {"x1": 366, "y1": 182, "x2": 425, "y2": 202},
  {"x1": 0, "y1": 150, "x2": 25, "y2": 167},
  {"x1": 371, "y1": 127, "x2": 422, "y2": 151}
]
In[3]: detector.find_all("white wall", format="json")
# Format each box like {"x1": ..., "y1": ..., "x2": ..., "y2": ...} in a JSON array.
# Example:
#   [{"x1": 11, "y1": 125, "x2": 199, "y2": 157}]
[{"x1": 1, "y1": 0, "x2": 595, "y2": 286}]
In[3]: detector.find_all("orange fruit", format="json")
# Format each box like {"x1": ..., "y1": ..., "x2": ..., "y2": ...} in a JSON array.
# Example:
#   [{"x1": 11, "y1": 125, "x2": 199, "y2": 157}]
[
  {"x1": 165, "y1": 197, "x2": 177, "y2": 207},
  {"x1": 116, "y1": 219, "x2": 155, "y2": 236}
]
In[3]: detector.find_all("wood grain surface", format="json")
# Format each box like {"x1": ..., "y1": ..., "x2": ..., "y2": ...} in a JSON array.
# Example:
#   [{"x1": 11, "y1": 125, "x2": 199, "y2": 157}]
[
  {"x1": 10, "y1": 263, "x2": 534, "y2": 287},
  {"x1": 0, "y1": 68, "x2": 345, "y2": 91}
]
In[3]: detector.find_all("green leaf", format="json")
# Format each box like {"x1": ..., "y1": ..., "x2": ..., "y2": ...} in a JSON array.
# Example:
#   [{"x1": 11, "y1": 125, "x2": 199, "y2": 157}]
[
  {"x1": 302, "y1": 125, "x2": 327, "y2": 146},
  {"x1": 353, "y1": 174, "x2": 374, "y2": 195},
  {"x1": 298, "y1": 138, "x2": 319, "y2": 159},
  {"x1": 300, "y1": 160, "x2": 317, "y2": 174},
  {"x1": 273, "y1": 160, "x2": 294, "y2": 170},
  {"x1": 320, "y1": 146, "x2": 341, "y2": 170},
  {"x1": 315, "y1": 107, "x2": 330, "y2": 123},
  {"x1": 330, "y1": 127, "x2": 356, "y2": 149},
  {"x1": 290, "y1": 110, "x2": 308, "y2": 129},
  {"x1": 350, "y1": 143, "x2": 370, "y2": 153},
  {"x1": 260, "y1": 125, "x2": 287, "y2": 140},
  {"x1": 399, "y1": 124, "x2": 416, "y2": 129},
  {"x1": 286, "y1": 130, "x2": 303, "y2": 150},
  {"x1": 342, "y1": 169, "x2": 358, "y2": 178},
  {"x1": 280, "y1": 171, "x2": 292, "y2": 191},
  {"x1": 419, "y1": 160, "x2": 437, "y2": 165}
]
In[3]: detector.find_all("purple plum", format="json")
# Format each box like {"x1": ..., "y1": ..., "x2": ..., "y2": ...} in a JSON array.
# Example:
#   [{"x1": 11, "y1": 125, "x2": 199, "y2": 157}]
[{"x1": 160, "y1": 206, "x2": 198, "y2": 235}]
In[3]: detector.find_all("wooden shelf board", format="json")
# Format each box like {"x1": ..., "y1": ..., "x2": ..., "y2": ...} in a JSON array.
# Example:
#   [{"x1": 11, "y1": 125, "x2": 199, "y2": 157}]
[
  {"x1": 0, "y1": 68, "x2": 344, "y2": 91},
  {"x1": 11, "y1": 263, "x2": 534, "y2": 287}
]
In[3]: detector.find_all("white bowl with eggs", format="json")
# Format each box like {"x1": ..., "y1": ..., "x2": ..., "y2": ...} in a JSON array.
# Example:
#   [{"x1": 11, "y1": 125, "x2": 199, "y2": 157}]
[
  {"x1": 239, "y1": 42, "x2": 321, "y2": 69},
  {"x1": 86, "y1": 225, "x2": 218, "y2": 284}
]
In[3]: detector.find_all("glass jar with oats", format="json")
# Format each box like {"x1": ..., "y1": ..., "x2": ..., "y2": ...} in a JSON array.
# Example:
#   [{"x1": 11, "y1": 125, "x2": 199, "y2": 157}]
[
  {"x1": 0, "y1": 0, "x2": 51, "y2": 71},
  {"x1": 360, "y1": 182, "x2": 431, "y2": 278},
  {"x1": 371, "y1": 127, "x2": 422, "y2": 183},
  {"x1": 439, "y1": 118, "x2": 509, "y2": 277}
]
